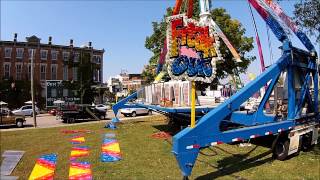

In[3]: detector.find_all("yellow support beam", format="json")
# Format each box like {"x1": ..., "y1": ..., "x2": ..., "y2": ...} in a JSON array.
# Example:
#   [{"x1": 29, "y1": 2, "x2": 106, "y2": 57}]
[{"x1": 191, "y1": 81, "x2": 196, "y2": 128}]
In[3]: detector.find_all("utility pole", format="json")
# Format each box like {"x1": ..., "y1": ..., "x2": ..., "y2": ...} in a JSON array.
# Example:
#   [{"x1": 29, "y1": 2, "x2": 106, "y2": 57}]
[{"x1": 31, "y1": 49, "x2": 37, "y2": 127}]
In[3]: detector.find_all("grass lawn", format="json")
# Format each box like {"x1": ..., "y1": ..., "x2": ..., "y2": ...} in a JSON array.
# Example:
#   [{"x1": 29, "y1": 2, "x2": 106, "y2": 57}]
[{"x1": 1, "y1": 115, "x2": 319, "y2": 180}]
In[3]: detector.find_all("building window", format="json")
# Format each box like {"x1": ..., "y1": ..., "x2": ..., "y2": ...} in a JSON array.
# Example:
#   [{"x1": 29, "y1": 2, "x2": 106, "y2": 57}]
[
  {"x1": 72, "y1": 67, "x2": 78, "y2": 81},
  {"x1": 51, "y1": 65, "x2": 57, "y2": 80},
  {"x1": 51, "y1": 89, "x2": 57, "y2": 97},
  {"x1": 4, "y1": 63, "x2": 11, "y2": 79},
  {"x1": 40, "y1": 64, "x2": 46, "y2": 80},
  {"x1": 74, "y1": 52, "x2": 80, "y2": 62},
  {"x1": 27, "y1": 64, "x2": 31, "y2": 80},
  {"x1": 93, "y1": 69, "x2": 96, "y2": 81},
  {"x1": 93, "y1": 55, "x2": 102, "y2": 63},
  {"x1": 5, "y1": 48, "x2": 12, "y2": 58},
  {"x1": 51, "y1": 51, "x2": 58, "y2": 60},
  {"x1": 63, "y1": 65, "x2": 68, "y2": 80},
  {"x1": 92, "y1": 69, "x2": 100, "y2": 82},
  {"x1": 16, "y1": 64, "x2": 22, "y2": 80},
  {"x1": 16, "y1": 48, "x2": 24, "y2": 59},
  {"x1": 63, "y1": 51, "x2": 70, "y2": 61},
  {"x1": 40, "y1": 50, "x2": 48, "y2": 60},
  {"x1": 41, "y1": 89, "x2": 46, "y2": 98},
  {"x1": 63, "y1": 89, "x2": 68, "y2": 97},
  {"x1": 28, "y1": 49, "x2": 35, "y2": 60}
]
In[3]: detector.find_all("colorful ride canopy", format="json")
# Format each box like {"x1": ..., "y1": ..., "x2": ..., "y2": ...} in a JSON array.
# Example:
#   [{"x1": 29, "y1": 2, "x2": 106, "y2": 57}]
[{"x1": 166, "y1": 14, "x2": 222, "y2": 83}]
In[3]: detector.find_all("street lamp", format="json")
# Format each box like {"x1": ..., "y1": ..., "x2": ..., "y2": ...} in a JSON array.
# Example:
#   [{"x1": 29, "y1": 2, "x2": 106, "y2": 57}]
[{"x1": 30, "y1": 49, "x2": 37, "y2": 127}]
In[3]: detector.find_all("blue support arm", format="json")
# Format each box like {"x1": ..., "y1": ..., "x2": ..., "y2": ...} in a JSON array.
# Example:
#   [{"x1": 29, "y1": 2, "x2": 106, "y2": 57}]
[
  {"x1": 172, "y1": 51, "x2": 291, "y2": 176},
  {"x1": 111, "y1": 91, "x2": 138, "y2": 122}
]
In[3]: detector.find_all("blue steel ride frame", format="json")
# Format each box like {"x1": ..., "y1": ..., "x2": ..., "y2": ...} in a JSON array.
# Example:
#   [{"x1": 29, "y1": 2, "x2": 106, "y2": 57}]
[{"x1": 172, "y1": 0, "x2": 319, "y2": 177}]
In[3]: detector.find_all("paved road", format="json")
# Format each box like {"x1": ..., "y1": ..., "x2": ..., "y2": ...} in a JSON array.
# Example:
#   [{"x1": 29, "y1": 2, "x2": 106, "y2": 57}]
[
  {"x1": 24, "y1": 110, "x2": 116, "y2": 128},
  {"x1": 1, "y1": 110, "x2": 159, "y2": 131}
]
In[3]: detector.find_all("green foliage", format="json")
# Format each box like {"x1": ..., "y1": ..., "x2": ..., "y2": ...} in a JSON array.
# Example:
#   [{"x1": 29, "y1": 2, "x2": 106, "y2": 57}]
[
  {"x1": 78, "y1": 51, "x2": 95, "y2": 104},
  {"x1": 294, "y1": 0, "x2": 320, "y2": 42},
  {"x1": 0, "y1": 80, "x2": 44, "y2": 109},
  {"x1": 143, "y1": 1, "x2": 254, "y2": 86},
  {"x1": 104, "y1": 90, "x2": 115, "y2": 103},
  {"x1": 210, "y1": 8, "x2": 255, "y2": 78}
]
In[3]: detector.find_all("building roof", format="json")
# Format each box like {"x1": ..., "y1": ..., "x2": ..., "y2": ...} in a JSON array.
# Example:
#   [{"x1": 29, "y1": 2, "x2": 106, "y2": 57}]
[
  {"x1": 0, "y1": 35, "x2": 105, "y2": 53},
  {"x1": 129, "y1": 74, "x2": 142, "y2": 79}
]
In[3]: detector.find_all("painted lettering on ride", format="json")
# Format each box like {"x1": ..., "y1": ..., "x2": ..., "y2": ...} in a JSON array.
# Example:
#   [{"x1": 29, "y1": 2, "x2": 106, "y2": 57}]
[
  {"x1": 165, "y1": 14, "x2": 221, "y2": 82},
  {"x1": 171, "y1": 55, "x2": 212, "y2": 77},
  {"x1": 169, "y1": 18, "x2": 217, "y2": 59}
]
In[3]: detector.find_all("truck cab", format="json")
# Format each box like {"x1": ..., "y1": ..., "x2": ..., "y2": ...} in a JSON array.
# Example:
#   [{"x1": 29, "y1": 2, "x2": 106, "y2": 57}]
[{"x1": 0, "y1": 108, "x2": 26, "y2": 128}]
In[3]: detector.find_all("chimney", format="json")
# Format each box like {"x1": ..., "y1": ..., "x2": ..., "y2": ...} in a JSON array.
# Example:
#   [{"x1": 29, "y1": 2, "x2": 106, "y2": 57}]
[
  {"x1": 88, "y1": 42, "x2": 92, "y2": 48},
  {"x1": 14, "y1": 33, "x2": 17, "y2": 42},
  {"x1": 48, "y1": 36, "x2": 52, "y2": 45},
  {"x1": 70, "y1": 39, "x2": 73, "y2": 47}
]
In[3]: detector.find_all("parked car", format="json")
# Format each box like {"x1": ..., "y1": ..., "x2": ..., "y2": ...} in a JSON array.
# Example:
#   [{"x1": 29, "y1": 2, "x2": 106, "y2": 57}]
[
  {"x1": 0, "y1": 110, "x2": 26, "y2": 128},
  {"x1": 0, "y1": 107, "x2": 10, "y2": 114},
  {"x1": 61, "y1": 105, "x2": 106, "y2": 123},
  {"x1": 12, "y1": 105, "x2": 40, "y2": 117},
  {"x1": 95, "y1": 104, "x2": 109, "y2": 111},
  {"x1": 48, "y1": 109, "x2": 58, "y2": 116},
  {"x1": 120, "y1": 107, "x2": 152, "y2": 117}
]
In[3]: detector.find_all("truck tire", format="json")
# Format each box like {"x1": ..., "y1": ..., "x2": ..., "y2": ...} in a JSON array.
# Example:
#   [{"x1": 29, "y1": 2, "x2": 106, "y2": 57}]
[
  {"x1": 131, "y1": 111, "x2": 136, "y2": 117},
  {"x1": 16, "y1": 120, "x2": 24, "y2": 128},
  {"x1": 273, "y1": 138, "x2": 289, "y2": 161},
  {"x1": 69, "y1": 118, "x2": 75, "y2": 124},
  {"x1": 301, "y1": 132, "x2": 313, "y2": 152}
]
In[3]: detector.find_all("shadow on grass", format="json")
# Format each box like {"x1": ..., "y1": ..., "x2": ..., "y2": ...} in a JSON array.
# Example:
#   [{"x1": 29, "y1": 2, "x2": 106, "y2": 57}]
[
  {"x1": 130, "y1": 120, "x2": 148, "y2": 124},
  {"x1": 196, "y1": 147, "x2": 273, "y2": 180},
  {"x1": 152, "y1": 123, "x2": 183, "y2": 136},
  {"x1": 61, "y1": 119, "x2": 107, "y2": 124}
]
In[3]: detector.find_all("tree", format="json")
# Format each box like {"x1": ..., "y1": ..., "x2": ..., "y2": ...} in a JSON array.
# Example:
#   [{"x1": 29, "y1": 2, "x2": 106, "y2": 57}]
[
  {"x1": 294, "y1": 0, "x2": 320, "y2": 42},
  {"x1": 104, "y1": 90, "x2": 115, "y2": 103},
  {"x1": 78, "y1": 51, "x2": 95, "y2": 104},
  {"x1": 143, "y1": 1, "x2": 254, "y2": 87},
  {"x1": 0, "y1": 80, "x2": 43, "y2": 109}
]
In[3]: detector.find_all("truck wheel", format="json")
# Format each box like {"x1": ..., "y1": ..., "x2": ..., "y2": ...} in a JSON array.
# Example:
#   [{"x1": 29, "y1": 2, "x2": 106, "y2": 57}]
[
  {"x1": 301, "y1": 132, "x2": 313, "y2": 152},
  {"x1": 273, "y1": 139, "x2": 289, "y2": 161},
  {"x1": 16, "y1": 120, "x2": 24, "y2": 128},
  {"x1": 131, "y1": 112, "x2": 136, "y2": 117},
  {"x1": 69, "y1": 118, "x2": 75, "y2": 124}
]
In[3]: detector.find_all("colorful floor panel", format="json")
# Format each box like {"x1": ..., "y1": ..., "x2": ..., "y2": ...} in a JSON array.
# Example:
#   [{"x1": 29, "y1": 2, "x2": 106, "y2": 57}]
[
  {"x1": 101, "y1": 134, "x2": 121, "y2": 162},
  {"x1": 61, "y1": 130, "x2": 92, "y2": 134},
  {"x1": 69, "y1": 162, "x2": 92, "y2": 180},
  {"x1": 70, "y1": 136, "x2": 85, "y2": 144},
  {"x1": 28, "y1": 154, "x2": 57, "y2": 180},
  {"x1": 70, "y1": 146, "x2": 89, "y2": 161}
]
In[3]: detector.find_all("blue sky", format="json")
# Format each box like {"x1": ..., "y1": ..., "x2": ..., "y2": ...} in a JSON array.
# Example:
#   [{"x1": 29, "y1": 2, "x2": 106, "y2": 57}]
[{"x1": 1, "y1": 0, "x2": 316, "y2": 83}]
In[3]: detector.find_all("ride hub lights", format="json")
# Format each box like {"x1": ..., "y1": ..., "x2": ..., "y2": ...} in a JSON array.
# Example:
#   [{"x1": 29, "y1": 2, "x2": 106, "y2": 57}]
[{"x1": 166, "y1": 14, "x2": 222, "y2": 83}]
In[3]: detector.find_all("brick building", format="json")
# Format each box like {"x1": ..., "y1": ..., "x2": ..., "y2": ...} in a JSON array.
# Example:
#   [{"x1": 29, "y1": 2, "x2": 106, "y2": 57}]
[
  {"x1": 0, "y1": 34, "x2": 104, "y2": 108},
  {"x1": 107, "y1": 71, "x2": 145, "y2": 97},
  {"x1": 0, "y1": 34, "x2": 104, "y2": 84},
  {"x1": 121, "y1": 73, "x2": 145, "y2": 93}
]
